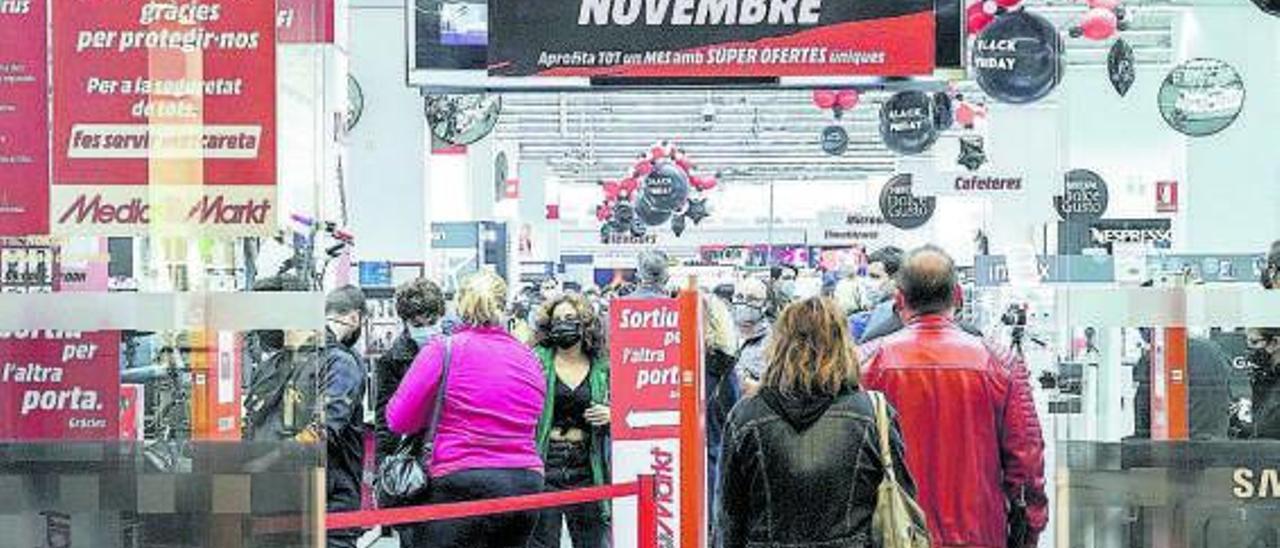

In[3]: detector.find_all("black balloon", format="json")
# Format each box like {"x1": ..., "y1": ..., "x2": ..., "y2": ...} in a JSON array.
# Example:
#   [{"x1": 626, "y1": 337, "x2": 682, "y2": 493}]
[
  {"x1": 640, "y1": 159, "x2": 691, "y2": 213},
  {"x1": 599, "y1": 223, "x2": 613, "y2": 243},
  {"x1": 629, "y1": 217, "x2": 648, "y2": 238},
  {"x1": 685, "y1": 198, "x2": 709, "y2": 224},
  {"x1": 670, "y1": 214, "x2": 687, "y2": 237},
  {"x1": 1108, "y1": 39, "x2": 1135, "y2": 97},
  {"x1": 879, "y1": 91, "x2": 939, "y2": 155},
  {"x1": 933, "y1": 93, "x2": 954, "y2": 131},
  {"x1": 1252, "y1": 0, "x2": 1279, "y2": 16},
  {"x1": 635, "y1": 198, "x2": 673, "y2": 226},
  {"x1": 973, "y1": 10, "x2": 1065, "y2": 104},
  {"x1": 613, "y1": 201, "x2": 634, "y2": 224}
]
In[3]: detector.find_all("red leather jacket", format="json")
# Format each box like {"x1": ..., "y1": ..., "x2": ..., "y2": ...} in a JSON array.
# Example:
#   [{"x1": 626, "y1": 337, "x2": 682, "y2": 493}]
[{"x1": 860, "y1": 315, "x2": 1048, "y2": 548}]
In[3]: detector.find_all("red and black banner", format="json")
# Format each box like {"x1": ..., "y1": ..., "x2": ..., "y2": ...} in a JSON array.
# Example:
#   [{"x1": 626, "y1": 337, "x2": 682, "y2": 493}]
[{"x1": 488, "y1": 0, "x2": 937, "y2": 78}]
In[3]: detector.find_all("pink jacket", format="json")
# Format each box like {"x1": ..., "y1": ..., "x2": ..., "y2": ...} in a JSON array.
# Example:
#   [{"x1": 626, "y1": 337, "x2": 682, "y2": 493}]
[{"x1": 387, "y1": 325, "x2": 546, "y2": 478}]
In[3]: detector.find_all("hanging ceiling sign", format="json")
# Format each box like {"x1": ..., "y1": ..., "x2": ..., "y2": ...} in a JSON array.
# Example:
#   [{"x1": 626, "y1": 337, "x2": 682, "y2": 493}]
[
  {"x1": 878, "y1": 174, "x2": 935, "y2": 230},
  {"x1": 487, "y1": 0, "x2": 936, "y2": 78},
  {"x1": 1054, "y1": 169, "x2": 1109, "y2": 222}
]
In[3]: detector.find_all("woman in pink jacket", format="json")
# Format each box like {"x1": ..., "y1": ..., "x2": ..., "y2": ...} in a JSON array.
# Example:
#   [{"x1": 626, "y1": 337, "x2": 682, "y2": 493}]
[{"x1": 388, "y1": 271, "x2": 547, "y2": 547}]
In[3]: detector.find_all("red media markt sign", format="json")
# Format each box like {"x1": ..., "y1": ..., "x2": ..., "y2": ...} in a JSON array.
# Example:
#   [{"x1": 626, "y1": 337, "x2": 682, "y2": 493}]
[{"x1": 610, "y1": 298, "x2": 683, "y2": 441}]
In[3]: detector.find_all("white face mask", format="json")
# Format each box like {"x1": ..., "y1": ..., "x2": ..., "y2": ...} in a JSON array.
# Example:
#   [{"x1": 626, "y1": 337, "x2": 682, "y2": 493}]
[{"x1": 408, "y1": 324, "x2": 437, "y2": 346}]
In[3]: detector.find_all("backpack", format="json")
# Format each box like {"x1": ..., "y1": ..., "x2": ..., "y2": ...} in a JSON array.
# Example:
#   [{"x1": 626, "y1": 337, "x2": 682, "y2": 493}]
[
  {"x1": 243, "y1": 346, "x2": 323, "y2": 441},
  {"x1": 868, "y1": 391, "x2": 932, "y2": 548}
]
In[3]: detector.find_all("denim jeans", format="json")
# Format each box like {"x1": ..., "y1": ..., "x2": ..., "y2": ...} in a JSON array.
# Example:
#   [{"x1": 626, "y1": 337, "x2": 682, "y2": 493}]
[
  {"x1": 406, "y1": 468, "x2": 544, "y2": 548},
  {"x1": 528, "y1": 440, "x2": 609, "y2": 548}
]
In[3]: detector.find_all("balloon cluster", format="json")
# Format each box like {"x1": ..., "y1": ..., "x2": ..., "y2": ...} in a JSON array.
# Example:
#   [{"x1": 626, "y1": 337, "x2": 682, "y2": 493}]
[
  {"x1": 967, "y1": 0, "x2": 1022, "y2": 35},
  {"x1": 811, "y1": 89, "x2": 861, "y2": 118},
  {"x1": 596, "y1": 142, "x2": 718, "y2": 241},
  {"x1": 1069, "y1": 0, "x2": 1127, "y2": 41}
]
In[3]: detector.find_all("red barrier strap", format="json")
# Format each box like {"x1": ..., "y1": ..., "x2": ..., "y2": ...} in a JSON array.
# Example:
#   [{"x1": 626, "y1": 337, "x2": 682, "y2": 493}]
[{"x1": 326, "y1": 482, "x2": 640, "y2": 530}]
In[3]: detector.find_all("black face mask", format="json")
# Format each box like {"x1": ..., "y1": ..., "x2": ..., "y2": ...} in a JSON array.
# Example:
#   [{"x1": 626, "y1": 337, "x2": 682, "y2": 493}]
[
  {"x1": 549, "y1": 320, "x2": 583, "y2": 350},
  {"x1": 1249, "y1": 347, "x2": 1274, "y2": 370}
]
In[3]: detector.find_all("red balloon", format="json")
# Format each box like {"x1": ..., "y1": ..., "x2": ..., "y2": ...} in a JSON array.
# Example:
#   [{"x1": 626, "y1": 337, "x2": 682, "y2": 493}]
[
  {"x1": 812, "y1": 89, "x2": 837, "y2": 110},
  {"x1": 650, "y1": 146, "x2": 667, "y2": 160},
  {"x1": 693, "y1": 175, "x2": 718, "y2": 191},
  {"x1": 602, "y1": 180, "x2": 621, "y2": 200},
  {"x1": 836, "y1": 89, "x2": 860, "y2": 110},
  {"x1": 633, "y1": 160, "x2": 654, "y2": 178},
  {"x1": 620, "y1": 177, "x2": 640, "y2": 193},
  {"x1": 676, "y1": 158, "x2": 695, "y2": 173},
  {"x1": 596, "y1": 204, "x2": 610, "y2": 221},
  {"x1": 1087, "y1": 0, "x2": 1120, "y2": 9},
  {"x1": 956, "y1": 103, "x2": 976, "y2": 127},
  {"x1": 1081, "y1": 7, "x2": 1117, "y2": 40},
  {"x1": 967, "y1": 2, "x2": 995, "y2": 34},
  {"x1": 995, "y1": 0, "x2": 1020, "y2": 7}
]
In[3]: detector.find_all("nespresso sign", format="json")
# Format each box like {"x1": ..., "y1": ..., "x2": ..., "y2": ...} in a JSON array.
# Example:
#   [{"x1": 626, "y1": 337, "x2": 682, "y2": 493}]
[{"x1": 1088, "y1": 219, "x2": 1173, "y2": 246}]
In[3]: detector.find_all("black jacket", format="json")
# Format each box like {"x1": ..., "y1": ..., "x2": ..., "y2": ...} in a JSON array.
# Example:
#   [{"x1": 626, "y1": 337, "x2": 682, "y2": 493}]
[
  {"x1": 323, "y1": 331, "x2": 368, "y2": 513},
  {"x1": 1252, "y1": 363, "x2": 1280, "y2": 440},
  {"x1": 716, "y1": 386, "x2": 916, "y2": 548},
  {"x1": 374, "y1": 330, "x2": 422, "y2": 463}
]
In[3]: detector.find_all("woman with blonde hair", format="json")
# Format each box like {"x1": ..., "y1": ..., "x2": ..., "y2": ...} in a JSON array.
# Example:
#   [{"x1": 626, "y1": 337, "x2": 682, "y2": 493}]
[
  {"x1": 389, "y1": 270, "x2": 546, "y2": 547},
  {"x1": 717, "y1": 297, "x2": 916, "y2": 548},
  {"x1": 702, "y1": 292, "x2": 741, "y2": 538}
]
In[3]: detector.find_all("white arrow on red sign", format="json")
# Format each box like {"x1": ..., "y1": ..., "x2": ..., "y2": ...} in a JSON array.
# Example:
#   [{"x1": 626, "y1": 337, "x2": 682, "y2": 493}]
[{"x1": 625, "y1": 410, "x2": 679, "y2": 429}]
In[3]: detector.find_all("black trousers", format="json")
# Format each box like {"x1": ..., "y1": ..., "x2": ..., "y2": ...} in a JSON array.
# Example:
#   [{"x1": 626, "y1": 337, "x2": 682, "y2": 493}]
[
  {"x1": 406, "y1": 468, "x2": 544, "y2": 548},
  {"x1": 528, "y1": 440, "x2": 609, "y2": 548}
]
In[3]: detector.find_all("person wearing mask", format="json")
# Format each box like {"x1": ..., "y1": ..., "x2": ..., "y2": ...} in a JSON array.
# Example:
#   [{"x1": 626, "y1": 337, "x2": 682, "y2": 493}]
[
  {"x1": 629, "y1": 249, "x2": 671, "y2": 299},
  {"x1": 528, "y1": 292, "x2": 612, "y2": 548},
  {"x1": 860, "y1": 246, "x2": 1047, "y2": 548},
  {"x1": 717, "y1": 297, "x2": 916, "y2": 548},
  {"x1": 320, "y1": 286, "x2": 371, "y2": 548},
  {"x1": 701, "y1": 292, "x2": 740, "y2": 539},
  {"x1": 731, "y1": 277, "x2": 771, "y2": 398},
  {"x1": 388, "y1": 271, "x2": 546, "y2": 548},
  {"x1": 1246, "y1": 327, "x2": 1280, "y2": 440},
  {"x1": 831, "y1": 277, "x2": 867, "y2": 340},
  {"x1": 1261, "y1": 240, "x2": 1280, "y2": 289},
  {"x1": 373, "y1": 278, "x2": 445, "y2": 543},
  {"x1": 766, "y1": 264, "x2": 799, "y2": 321},
  {"x1": 855, "y1": 246, "x2": 904, "y2": 344}
]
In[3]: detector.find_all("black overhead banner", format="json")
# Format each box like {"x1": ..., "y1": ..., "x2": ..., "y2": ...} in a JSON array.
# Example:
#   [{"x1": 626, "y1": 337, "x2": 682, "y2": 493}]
[{"x1": 487, "y1": 0, "x2": 937, "y2": 78}]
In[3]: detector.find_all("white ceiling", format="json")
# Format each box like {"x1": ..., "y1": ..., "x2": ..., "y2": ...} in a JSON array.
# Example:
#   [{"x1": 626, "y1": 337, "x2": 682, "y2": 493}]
[{"x1": 487, "y1": 1, "x2": 1179, "y2": 187}]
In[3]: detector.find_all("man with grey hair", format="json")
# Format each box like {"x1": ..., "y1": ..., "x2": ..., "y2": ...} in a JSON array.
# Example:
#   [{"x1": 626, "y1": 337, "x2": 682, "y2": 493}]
[{"x1": 629, "y1": 249, "x2": 671, "y2": 298}]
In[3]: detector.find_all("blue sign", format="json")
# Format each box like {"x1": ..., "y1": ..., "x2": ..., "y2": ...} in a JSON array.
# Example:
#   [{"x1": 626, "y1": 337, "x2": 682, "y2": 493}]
[
  {"x1": 431, "y1": 222, "x2": 480, "y2": 249},
  {"x1": 975, "y1": 255, "x2": 1116, "y2": 287},
  {"x1": 359, "y1": 262, "x2": 393, "y2": 287}
]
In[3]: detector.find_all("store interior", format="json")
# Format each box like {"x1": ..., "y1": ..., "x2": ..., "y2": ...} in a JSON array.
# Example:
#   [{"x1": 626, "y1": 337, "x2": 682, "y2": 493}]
[{"x1": 1, "y1": 0, "x2": 1279, "y2": 546}]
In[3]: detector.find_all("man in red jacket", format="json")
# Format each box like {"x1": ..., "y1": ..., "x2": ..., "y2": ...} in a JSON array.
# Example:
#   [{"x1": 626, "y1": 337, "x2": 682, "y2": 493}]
[{"x1": 861, "y1": 245, "x2": 1048, "y2": 548}]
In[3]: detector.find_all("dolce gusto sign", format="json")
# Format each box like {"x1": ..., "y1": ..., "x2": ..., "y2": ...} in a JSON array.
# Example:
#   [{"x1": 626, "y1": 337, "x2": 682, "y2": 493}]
[
  {"x1": 1055, "y1": 169, "x2": 1109, "y2": 221},
  {"x1": 51, "y1": 0, "x2": 277, "y2": 236},
  {"x1": 487, "y1": 0, "x2": 936, "y2": 78},
  {"x1": 879, "y1": 174, "x2": 935, "y2": 230}
]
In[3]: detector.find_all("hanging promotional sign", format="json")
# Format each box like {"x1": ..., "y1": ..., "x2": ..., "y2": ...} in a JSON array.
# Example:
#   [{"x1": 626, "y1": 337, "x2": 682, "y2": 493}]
[
  {"x1": 0, "y1": 331, "x2": 120, "y2": 440},
  {"x1": 972, "y1": 10, "x2": 1064, "y2": 104},
  {"x1": 1055, "y1": 169, "x2": 1109, "y2": 222},
  {"x1": 1155, "y1": 180, "x2": 1178, "y2": 213},
  {"x1": 278, "y1": 0, "x2": 336, "y2": 44},
  {"x1": 51, "y1": 0, "x2": 277, "y2": 236},
  {"x1": 488, "y1": 0, "x2": 936, "y2": 78},
  {"x1": 879, "y1": 174, "x2": 935, "y2": 229},
  {"x1": 611, "y1": 297, "x2": 684, "y2": 547},
  {"x1": 0, "y1": 0, "x2": 51, "y2": 236},
  {"x1": 879, "y1": 91, "x2": 939, "y2": 155},
  {"x1": 821, "y1": 125, "x2": 849, "y2": 156}
]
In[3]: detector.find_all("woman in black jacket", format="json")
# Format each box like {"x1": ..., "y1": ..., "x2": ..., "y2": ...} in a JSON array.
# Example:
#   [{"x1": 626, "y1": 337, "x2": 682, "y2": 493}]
[
  {"x1": 717, "y1": 297, "x2": 916, "y2": 548},
  {"x1": 373, "y1": 278, "x2": 445, "y2": 544}
]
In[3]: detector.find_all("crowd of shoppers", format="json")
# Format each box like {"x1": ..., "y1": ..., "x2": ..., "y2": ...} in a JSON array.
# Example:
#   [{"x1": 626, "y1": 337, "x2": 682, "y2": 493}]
[{"x1": 246, "y1": 241, "x2": 1054, "y2": 548}]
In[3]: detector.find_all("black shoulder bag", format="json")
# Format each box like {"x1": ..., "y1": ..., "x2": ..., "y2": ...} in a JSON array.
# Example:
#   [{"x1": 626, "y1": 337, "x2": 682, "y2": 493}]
[{"x1": 376, "y1": 337, "x2": 453, "y2": 507}]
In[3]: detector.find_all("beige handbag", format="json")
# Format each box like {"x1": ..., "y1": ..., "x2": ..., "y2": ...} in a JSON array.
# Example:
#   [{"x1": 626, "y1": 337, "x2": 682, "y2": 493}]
[{"x1": 869, "y1": 391, "x2": 932, "y2": 548}]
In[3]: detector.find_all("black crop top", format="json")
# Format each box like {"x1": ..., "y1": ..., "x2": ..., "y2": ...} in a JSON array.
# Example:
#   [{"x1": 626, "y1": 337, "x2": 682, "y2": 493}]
[{"x1": 553, "y1": 377, "x2": 593, "y2": 431}]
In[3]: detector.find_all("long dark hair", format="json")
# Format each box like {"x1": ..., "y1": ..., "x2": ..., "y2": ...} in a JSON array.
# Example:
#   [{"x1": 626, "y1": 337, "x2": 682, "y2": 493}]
[{"x1": 533, "y1": 292, "x2": 606, "y2": 358}]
